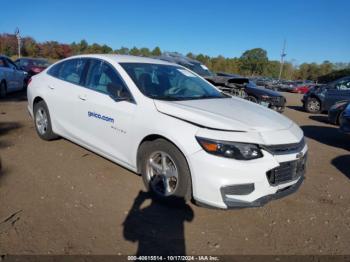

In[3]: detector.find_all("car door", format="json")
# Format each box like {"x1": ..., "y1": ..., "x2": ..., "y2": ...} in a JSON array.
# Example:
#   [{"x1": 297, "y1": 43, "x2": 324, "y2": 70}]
[
  {"x1": 5, "y1": 58, "x2": 24, "y2": 91},
  {"x1": 0, "y1": 58, "x2": 10, "y2": 87},
  {"x1": 75, "y1": 58, "x2": 137, "y2": 164},
  {"x1": 44, "y1": 58, "x2": 90, "y2": 140},
  {"x1": 0, "y1": 58, "x2": 16, "y2": 92},
  {"x1": 325, "y1": 78, "x2": 350, "y2": 110}
]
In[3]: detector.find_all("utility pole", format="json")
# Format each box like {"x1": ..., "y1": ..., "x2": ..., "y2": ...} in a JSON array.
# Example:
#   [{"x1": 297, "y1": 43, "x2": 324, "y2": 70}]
[
  {"x1": 278, "y1": 39, "x2": 287, "y2": 80},
  {"x1": 15, "y1": 27, "x2": 21, "y2": 59}
]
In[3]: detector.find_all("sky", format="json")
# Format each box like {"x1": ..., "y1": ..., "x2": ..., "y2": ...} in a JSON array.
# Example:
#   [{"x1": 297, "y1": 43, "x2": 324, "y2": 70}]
[{"x1": 1, "y1": 0, "x2": 349, "y2": 64}]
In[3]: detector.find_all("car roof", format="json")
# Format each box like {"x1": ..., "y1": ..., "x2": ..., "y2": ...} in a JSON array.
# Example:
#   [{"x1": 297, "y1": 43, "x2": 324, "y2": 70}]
[
  {"x1": 156, "y1": 52, "x2": 202, "y2": 66},
  {"x1": 67, "y1": 54, "x2": 175, "y2": 65}
]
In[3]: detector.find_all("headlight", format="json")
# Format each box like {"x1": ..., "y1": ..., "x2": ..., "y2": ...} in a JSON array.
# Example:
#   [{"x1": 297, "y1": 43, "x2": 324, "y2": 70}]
[
  {"x1": 196, "y1": 137, "x2": 263, "y2": 160},
  {"x1": 261, "y1": 95, "x2": 270, "y2": 100}
]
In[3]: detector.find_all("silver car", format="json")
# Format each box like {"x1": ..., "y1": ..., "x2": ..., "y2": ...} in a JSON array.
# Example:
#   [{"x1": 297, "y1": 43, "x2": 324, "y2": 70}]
[{"x1": 0, "y1": 55, "x2": 27, "y2": 97}]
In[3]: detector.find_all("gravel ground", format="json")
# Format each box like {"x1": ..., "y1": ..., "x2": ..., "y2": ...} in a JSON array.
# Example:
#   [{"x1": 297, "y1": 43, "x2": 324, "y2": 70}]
[{"x1": 0, "y1": 91, "x2": 349, "y2": 255}]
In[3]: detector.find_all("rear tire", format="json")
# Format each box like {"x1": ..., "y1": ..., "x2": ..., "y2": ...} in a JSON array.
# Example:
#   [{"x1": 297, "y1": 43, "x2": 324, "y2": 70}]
[
  {"x1": 139, "y1": 139, "x2": 192, "y2": 205},
  {"x1": 33, "y1": 100, "x2": 58, "y2": 141},
  {"x1": 305, "y1": 97, "x2": 321, "y2": 113},
  {"x1": 0, "y1": 81, "x2": 7, "y2": 98}
]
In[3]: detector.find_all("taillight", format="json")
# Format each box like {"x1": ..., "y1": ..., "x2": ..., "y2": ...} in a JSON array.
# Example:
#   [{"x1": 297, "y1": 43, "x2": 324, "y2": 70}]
[{"x1": 27, "y1": 78, "x2": 32, "y2": 86}]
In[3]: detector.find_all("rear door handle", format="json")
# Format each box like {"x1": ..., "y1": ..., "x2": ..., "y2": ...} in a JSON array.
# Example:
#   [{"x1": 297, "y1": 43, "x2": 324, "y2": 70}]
[
  {"x1": 78, "y1": 94, "x2": 87, "y2": 101},
  {"x1": 48, "y1": 85, "x2": 55, "y2": 90}
]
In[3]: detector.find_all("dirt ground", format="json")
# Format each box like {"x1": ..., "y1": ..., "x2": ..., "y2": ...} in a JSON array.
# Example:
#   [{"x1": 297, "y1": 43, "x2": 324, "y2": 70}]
[{"x1": 0, "y1": 91, "x2": 349, "y2": 255}]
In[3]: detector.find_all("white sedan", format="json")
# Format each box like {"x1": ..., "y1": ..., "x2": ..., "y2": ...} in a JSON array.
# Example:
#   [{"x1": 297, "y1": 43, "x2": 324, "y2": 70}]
[{"x1": 27, "y1": 54, "x2": 307, "y2": 209}]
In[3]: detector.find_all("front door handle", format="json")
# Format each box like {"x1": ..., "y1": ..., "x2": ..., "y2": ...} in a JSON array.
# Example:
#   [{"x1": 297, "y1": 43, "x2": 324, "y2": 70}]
[
  {"x1": 48, "y1": 85, "x2": 55, "y2": 90},
  {"x1": 78, "y1": 94, "x2": 87, "y2": 101}
]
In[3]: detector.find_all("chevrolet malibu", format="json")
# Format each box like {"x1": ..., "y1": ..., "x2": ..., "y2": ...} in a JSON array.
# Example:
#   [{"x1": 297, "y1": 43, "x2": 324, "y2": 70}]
[{"x1": 27, "y1": 54, "x2": 307, "y2": 209}]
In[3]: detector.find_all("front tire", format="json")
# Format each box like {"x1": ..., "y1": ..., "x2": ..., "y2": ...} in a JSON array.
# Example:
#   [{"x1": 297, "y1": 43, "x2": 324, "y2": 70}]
[
  {"x1": 139, "y1": 139, "x2": 192, "y2": 204},
  {"x1": 305, "y1": 97, "x2": 321, "y2": 113},
  {"x1": 34, "y1": 100, "x2": 58, "y2": 141}
]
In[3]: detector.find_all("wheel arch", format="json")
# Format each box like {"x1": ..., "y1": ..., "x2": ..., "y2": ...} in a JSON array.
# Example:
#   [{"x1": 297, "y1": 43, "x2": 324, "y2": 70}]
[
  {"x1": 33, "y1": 96, "x2": 44, "y2": 107},
  {"x1": 135, "y1": 133, "x2": 194, "y2": 201},
  {"x1": 136, "y1": 134, "x2": 189, "y2": 174}
]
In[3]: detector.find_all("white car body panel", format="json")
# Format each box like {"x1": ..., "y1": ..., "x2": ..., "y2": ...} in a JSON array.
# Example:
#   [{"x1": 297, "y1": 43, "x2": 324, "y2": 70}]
[
  {"x1": 154, "y1": 96, "x2": 292, "y2": 132},
  {"x1": 27, "y1": 54, "x2": 307, "y2": 209}
]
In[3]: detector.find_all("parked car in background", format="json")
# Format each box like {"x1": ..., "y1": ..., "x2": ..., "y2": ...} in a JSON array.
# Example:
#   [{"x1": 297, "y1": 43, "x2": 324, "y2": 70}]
[
  {"x1": 0, "y1": 55, "x2": 27, "y2": 97},
  {"x1": 276, "y1": 80, "x2": 297, "y2": 92},
  {"x1": 157, "y1": 53, "x2": 286, "y2": 112},
  {"x1": 217, "y1": 73, "x2": 286, "y2": 112},
  {"x1": 328, "y1": 100, "x2": 350, "y2": 125},
  {"x1": 15, "y1": 58, "x2": 51, "y2": 83},
  {"x1": 302, "y1": 76, "x2": 350, "y2": 113},
  {"x1": 339, "y1": 103, "x2": 350, "y2": 134},
  {"x1": 291, "y1": 84, "x2": 315, "y2": 94}
]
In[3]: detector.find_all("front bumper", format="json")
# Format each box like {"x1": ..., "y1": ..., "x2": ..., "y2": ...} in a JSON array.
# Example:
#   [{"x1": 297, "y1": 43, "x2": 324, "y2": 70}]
[
  {"x1": 264, "y1": 97, "x2": 286, "y2": 113},
  {"x1": 189, "y1": 144, "x2": 308, "y2": 209},
  {"x1": 221, "y1": 175, "x2": 304, "y2": 208},
  {"x1": 340, "y1": 117, "x2": 350, "y2": 134}
]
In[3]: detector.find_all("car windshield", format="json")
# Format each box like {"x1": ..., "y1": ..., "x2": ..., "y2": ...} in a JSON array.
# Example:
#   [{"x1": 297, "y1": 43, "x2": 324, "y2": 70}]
[{"x1": 120, "y1": 63, "x2": 225, "y2": 101}]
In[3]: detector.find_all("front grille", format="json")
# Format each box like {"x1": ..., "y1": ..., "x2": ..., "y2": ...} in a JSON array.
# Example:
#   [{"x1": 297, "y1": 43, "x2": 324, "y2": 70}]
[
  {"x1": 262, "y1": 138, "x2": 305, "y2": 155},
  {"x1": 267, "y1": 155, "x2": 307, "y2": 185}
]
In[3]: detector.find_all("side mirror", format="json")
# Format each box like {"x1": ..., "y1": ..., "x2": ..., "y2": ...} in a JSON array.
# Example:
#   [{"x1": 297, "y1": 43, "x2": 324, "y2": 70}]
[{"x1": 107, "y1": 83, "x2": 131, "y2": 102}]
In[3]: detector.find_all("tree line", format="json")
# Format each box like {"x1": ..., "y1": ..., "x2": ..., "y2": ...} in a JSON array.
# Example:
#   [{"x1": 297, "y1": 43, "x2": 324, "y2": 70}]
[{"x1": 1, "y1": 33, "x2": 349, "y2": 81}]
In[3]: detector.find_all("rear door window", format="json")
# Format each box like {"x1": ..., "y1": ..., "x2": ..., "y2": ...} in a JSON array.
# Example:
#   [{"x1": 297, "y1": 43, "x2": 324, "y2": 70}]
[
  {"x1": 47, "y1": 62, "x2": 64, "y2": 78},
  {"x1": 57, "y1": 59, "x2": 87, "y2": 85}
]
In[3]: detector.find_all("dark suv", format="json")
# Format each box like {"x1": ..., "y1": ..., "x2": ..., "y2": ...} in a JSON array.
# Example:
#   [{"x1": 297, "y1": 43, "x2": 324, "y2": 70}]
[{"x1": 302, "y1": 76, "x2": 350, "y2": 113}]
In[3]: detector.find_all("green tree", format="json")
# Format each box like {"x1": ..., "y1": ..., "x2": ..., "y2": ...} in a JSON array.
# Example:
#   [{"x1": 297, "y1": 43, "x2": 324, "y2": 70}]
[
  {"x1": 115, "y1": 47, "x2": 129, "y2": 54},
  {"x1": 240, "y1": 48, "x2": 268, "y2": 76},
  {"x1": 151, "y1": 46, "x2": 161, "y2": 56},
  {"x1": 77, "y1": 40, "x2": 88, "y2": 54},
  {"x1": 186, "y1": 52, "x2": 195, "y2": 59},
  {"x1": 139, "y1": 47, "x2": 151, "y2": 57},
  {"x1": 101, "y1": 44, "x2": 113, "y2": 53},
  {"x1": 129, "y1": 47, "x2": 141, "y2": 56},
  {"x1": 263, "y1": 60, "x2": 280, "y2": 78}
]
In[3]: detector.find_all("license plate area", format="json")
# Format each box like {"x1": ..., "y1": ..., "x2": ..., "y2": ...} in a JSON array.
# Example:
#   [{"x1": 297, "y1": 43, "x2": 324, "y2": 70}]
[{"x1": 267, "y1": 154, "x2": 307, "y2": 185}]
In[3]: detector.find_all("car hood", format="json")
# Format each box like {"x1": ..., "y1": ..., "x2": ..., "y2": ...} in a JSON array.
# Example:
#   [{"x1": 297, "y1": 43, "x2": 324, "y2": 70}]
[{"x1": 154, "y1": 97, "x2": 293, "y2": 132}]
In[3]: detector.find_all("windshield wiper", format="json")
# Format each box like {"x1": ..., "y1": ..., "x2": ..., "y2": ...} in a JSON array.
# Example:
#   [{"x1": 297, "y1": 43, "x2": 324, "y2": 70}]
[
  {"x1": 184, "y1": 95, "x2": 226, "y2": 100},
  {"x1": 151, "y1": 94, "x2": 226, "y2": 101},
  {"x1": 151, "y1": 95, "x2": 185, "y2": 101}
]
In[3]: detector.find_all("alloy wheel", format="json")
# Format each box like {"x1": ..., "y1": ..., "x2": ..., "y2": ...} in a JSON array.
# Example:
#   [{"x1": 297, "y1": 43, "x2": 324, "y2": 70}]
[
  {"x1": 146, "y1": 151, "x2": 179, "y2": 196},
  {"x1": 308, "y1": 99, "x2": 320, "y2": 112},
  {"x1": 35, "y1": 107, "x2": 49, "y2": 135}
]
